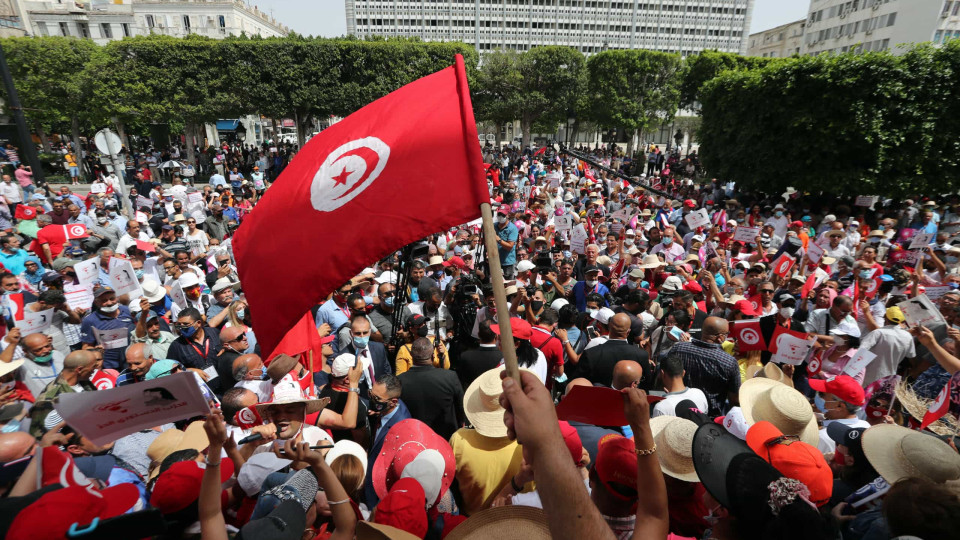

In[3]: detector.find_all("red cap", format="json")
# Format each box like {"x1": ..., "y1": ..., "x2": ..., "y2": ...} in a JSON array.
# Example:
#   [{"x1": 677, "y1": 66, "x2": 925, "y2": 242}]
[
  {"x1": 595, "y1": 434, "x2": 637, "y2": 500},
  {"x1": 683, "y1": 199, "x2": 697, "y2": 209},
  {"x1": 808, "y1": 375, "x2": 865, "y2": 406},
  {"x1": 558, "y1": 421, "x2": 584, "y2": 466},
  {"x1": 746, "y1": 421, "x2": 833, "y2": 507},
  {"x1": 150, "y1": 458, "x2": 235, "y2": 514},
  {"x1": 683, "y1": 281, "x2": 703, "y2": 293},
  {"x1": 733, "y1": 299, "x2": 760, "y2": 317},
  {"x1": 374, "y1": 477, "x2": 428, "y2": 538},
  {"x1": 442, "y1": 256, "x2": 467, "y2": 270},
  {"x1": 8, "y1": 484, "x2": 140, "y2": 540},
  {"x1": 789, "y1": 220, "x2": 804, "y2": 228},
  {"x1": 489, "y1": 317, "x2": 533, "y2": 341},
  {"x1": 319, "y1": 334, "x2": 335, "y2": 345}
]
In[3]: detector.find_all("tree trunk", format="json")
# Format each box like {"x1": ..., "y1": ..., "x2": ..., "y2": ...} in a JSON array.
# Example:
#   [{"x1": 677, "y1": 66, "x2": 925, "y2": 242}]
[
  {"x1": 184, "y1": 121, "x2": 197, "y2": 166},
  {"x1": 521, "y1": 116, "x2": 532, "y2": 150},
  {"x1": 494, "y1": 123, "x2": 501, "y2": 149},
  {"x1": 626, "y1": 128, "x2": 638, "y2": 157},
  {"x1": 293, "y1": 110, "x2": 307, "y2": 148},
  {"x1": 35, "y1": 121, "x2": 51, "y2": 153},
  {"x1": 570, "y1": 118, "x2": 581, "y2": 149},
  {"x1": 115, "y1": 119, "x2": 129, "y2": 150}
]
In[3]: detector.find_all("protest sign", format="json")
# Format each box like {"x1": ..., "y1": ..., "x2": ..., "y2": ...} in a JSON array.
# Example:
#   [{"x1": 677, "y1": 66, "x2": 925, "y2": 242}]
[
  {"x1": 684, "y1": 208, "x2": 710, "y2": 230},
  {"x1": 609, "y1": 221, "x2": 623, "y2": 236},
  {"x1": 772, "y1": 253, "x2": 796, "y2": 278},
  {"x1": 64, "y1": 285, "x2": 94, "y2": 311},
  {"x1": 554, "y1": 214, "x2": 572, "y2": 232},
  {"x1": 772, "y1": 334, "x2": 817, "y2": 366},
  {"x1": 94, "y1": 326, "x2": 129, "y2": 350},
  {"x1": 570, "y1": 224, "x2": 588, "y2": 254},
  {"x1": 733, "y1": 226, "x2": 760, "y2": 244},
  {"x1": 15, "y1": 308, "x2": 54, "y2": 334},
  {"x1": 610, "y1": 209, "x2": 629, "y2": 223},
  {"x1": 169, "y1": 281, "x2": 187, "y2": 309},
  {"x1": 769, "y1": 325, "x2": 809, "y2": 354},
  {"x1": 898, "y1": 294, "x2": 946, "y2": 328},
  {"x1": 909, "y1": 232, "x2": 935, "y2": 250},
  {"x1": 187, "y1": 191, "x2": 203, "y2": 205},
  {"x1": 924, "y1": 286, "x2": 951, "y2": 300},
  {"x1": 73, "y1": 258, "x2": 100, "y2": 286},
  {"x1": 136, "y1": 240, "x2": 156, "y2": 253},
  {"x1": 109, "y1": 259, "x2": 143, "y2": 299},
  {"x1": 53, "y1": 372, "x2": 211, "y2": 446},
  {"x1": 806, "y1": 241, "x2": 824, "y2": 264},
  {"x1": 855, "y1": 195, "x2": 877, "y2": 207},
  {"x1": 136, "y1": 195, "x2": 152, "y2": 210},
  {"x1": 843, "y1": 349, "x2": 877, "y2": 377},
  {"x1": 89, "y1": 183, "x2": 106, "y2": 194}
]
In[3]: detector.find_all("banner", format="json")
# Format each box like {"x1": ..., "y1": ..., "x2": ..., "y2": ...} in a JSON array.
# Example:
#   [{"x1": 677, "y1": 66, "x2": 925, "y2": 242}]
[{"x1": 733, "y1": 226, "x2": 760, "y2": 243}]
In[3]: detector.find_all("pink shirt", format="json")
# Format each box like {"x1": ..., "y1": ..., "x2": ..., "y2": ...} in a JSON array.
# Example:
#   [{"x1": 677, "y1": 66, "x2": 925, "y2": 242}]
[{"x1": 14, "y1": 168, "x2": 32, "y2": 187}]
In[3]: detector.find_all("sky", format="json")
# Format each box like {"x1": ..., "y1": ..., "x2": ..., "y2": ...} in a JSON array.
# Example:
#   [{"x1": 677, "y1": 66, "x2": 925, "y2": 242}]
[{"x1": 253, "y1": 0, "x2": 811, "y2": 38}]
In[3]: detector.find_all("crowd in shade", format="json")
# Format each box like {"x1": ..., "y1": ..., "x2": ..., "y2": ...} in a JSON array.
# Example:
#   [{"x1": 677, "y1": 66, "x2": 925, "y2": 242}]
[{"x1": 0, "y1": 139, "x2": 960, "y2": 540}]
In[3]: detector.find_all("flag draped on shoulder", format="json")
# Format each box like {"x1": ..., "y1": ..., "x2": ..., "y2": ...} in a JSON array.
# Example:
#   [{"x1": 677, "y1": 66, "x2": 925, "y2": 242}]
[{"x1": 234, "y1": 54, "x2": 488, "y2": 359}]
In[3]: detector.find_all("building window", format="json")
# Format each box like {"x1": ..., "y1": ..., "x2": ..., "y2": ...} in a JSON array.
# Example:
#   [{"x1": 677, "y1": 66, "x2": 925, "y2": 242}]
[
  {"x1": 77, "y1": 22, "x2": 90, "y2": 38},
  {"x1": 183, "y1": 15, "x2": 191, "y2": 30},
  {"x1": 100, "y1": 23, "x2": 112, "y2": 38},
  {"x1": 36, "y1": 22, "x2": 48, "y2": 36},
  {"x1": 145, "y1": 15, "x2": 155, "y2": 28},
  {"x1": 887, "y1": 12, "x2": 896, "y2": 26},
  {"x1": 935, "y1": 30, "x2": 943, "y2": 43},
  {"x1": 122, "y1": 23, "x2": 131, "y2": 37},
  {"x1": 218, "y1": 15, "x2": 226, "y2": 29},
  {"x1": 59, "y1": 22, "x2": 70, "y2": 36}
]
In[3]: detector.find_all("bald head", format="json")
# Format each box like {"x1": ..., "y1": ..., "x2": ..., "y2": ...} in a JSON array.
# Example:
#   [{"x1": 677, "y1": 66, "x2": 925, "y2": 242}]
[
  {"x1": 126, "y1": 343, "x2": 154, "y2": 377},
  {"x1": 609, "y1": 313, "x2": 632, "y2": 339},
  {"x1": 611, "y1": 360, "x2": 644, "y2": 390},
  {"x1": 701, "y1": 316, "x2": 729, "y2": 344},
  {"x1": 22, "y1": 333, "x2": 50, "y2": 359},
  {"x1": 563, "y1": 378, "x2": 593, "y2": 397},
  {"x1": 232, "y1": 354, "x2": 263, "y2": 381},
  {"x1": 64, "y1": 350, "x2": 95, "y2": 370},
  {"x1": 0, "y1": 432, "x2": 35, "y2": 462},
  {"x1": 219, "y1": 326, "x2": 245, "y2": 344}
]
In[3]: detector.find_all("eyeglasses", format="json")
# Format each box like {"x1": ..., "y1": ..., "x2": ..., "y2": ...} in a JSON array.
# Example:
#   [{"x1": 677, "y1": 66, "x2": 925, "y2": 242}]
[
  {"x1": 760, "y1": 290, "x2": 775, "y2": 294},
  {"x1": 187, "y1": 220, "x2": 196, "y2": 224}
]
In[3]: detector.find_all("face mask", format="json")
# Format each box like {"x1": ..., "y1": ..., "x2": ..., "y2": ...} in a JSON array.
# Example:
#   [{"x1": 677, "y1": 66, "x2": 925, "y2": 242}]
[
  {"x1": 868, "y1": 236, "x2": 880, "y2": 243},
  {"x1": 859, "y1": 271, "x2": 872, "y2": 279},
  {"x1": 585, "y1": 279, "x2": 598, "y2": 287},
  {"x1": 97, "y1": 217, "x2": 107, "y2": 225},
  {"x1": 737, "y1": 218, "x2": 745, "y2": 223},
  {"x1": 186, "y1": 288, "x2": 202, "y2": 300},
  {"x1": 33, "y1": 353, "x2": 53, "y2": 364},
  {"x1": 369, "y1": 398, "x2": 388, "y2": 413},
  {"x1": 353, "y1": 335, "x2": 370, "y2": 349},
  {"x1": 236, "y1": 309, "x2": 246, "y2": 320},
  {"x1": 877, "y1": 225, "x2": 885, "y2": 231},
  {"x1": 179, "y1": 323, "x2": 198, "y2": 338},
  {"x1": 779, "y1": 306, "x2": 795, "y2": 319},
  {"x1": 948, "y1": 257, "x2": 959, "y2": 265},
  {"x1": 383, "y1": 296, "x2": 395, "y2": 308},
  {"x1": 587, "y1": 308, "x2": 598, "y2": 318},
  {"x1": 496, "y1": 215, "x2": 506, "y2": 224},
  {"x1": 99, "y1": 303, "x2": 119, "y2": 313},
  {"x1": 531, "y1": 300, "x2": 544, "y2": 312},
  {"x1": 134, "y1": 270, "x2": 144, "y2": 280},
  {"x1": 108, "y1": 211, "x2": 117, "y2": 218},
  {"x1": 950, "y1": 283, "x2": 960, "y2": 290},
  {"x1": 624, "y1": 239, "x2": 634, "y2": 246},
  {"x1": 258, "y1": 366, "x2": 269, "y2": 380},
  {"x1": 814, "y1": 394, "x2": 827, "y2": 413},
  {"x1": 775, "y1": 211, "x2": 783, "y2": 218},
  {"x1": 662, "y1": 237, "x2": 672, "y2": 245}
]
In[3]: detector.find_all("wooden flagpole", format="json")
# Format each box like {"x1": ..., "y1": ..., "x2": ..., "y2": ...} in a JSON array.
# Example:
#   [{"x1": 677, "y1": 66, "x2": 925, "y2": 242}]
[{"x1": 479, "y1": 202, "x2": 520, "y2": 383}]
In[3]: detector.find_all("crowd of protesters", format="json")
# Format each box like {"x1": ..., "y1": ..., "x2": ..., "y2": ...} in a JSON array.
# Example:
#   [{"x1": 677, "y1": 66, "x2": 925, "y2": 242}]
[{"x1": 0, "y1": 139, "x2": 958, "y2": 540}]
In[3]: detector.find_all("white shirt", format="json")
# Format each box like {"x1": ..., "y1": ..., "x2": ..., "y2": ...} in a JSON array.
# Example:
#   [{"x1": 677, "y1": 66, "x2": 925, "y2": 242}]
[
  {"x1": 0, "y1": 181, "x2": 22, "y2": 203},
  {"x1": 652, "y1": 387, "x2": 709, "y2": 417},
  {"x1": 818, "y1": 418, "x2": 871, "y2": 455},
  {"x1": 585, "y1": 335, "x2": 609, "y2": 350},
  {"x1": 500, "y1": 348, "x2": 548, "y2": 383}
]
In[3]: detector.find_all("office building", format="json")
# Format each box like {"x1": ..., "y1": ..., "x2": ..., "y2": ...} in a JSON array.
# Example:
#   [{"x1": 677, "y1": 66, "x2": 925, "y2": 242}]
[
  {"x1": 746, "y1": 18, "x2": 804, "y2": 57},
  {"x1": 346, "y1": 0, "x2": 754, "y2": 56}
]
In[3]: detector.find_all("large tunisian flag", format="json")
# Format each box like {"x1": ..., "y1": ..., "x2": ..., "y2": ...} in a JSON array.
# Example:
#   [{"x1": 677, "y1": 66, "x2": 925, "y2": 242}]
[{"x1": 234, "y1": 54, "x2": 488, "y2": 359}]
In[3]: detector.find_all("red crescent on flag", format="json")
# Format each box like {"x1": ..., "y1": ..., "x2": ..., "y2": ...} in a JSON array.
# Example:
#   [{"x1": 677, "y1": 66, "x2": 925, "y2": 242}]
[{"x1": 331, "y1": 146, "x2": 382, "y2": 201}]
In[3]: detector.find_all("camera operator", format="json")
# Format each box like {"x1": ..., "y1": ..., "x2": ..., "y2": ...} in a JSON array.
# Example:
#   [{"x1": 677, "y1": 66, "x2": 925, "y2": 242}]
[{"x1": 445, "y1": 272, "x2": 483, "y2": 368}]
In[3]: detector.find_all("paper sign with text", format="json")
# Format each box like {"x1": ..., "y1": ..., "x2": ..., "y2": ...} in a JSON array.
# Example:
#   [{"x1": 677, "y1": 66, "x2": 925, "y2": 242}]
[
  {"x1": 554, "y1": 214, "x2": 572, "y2": 232},
  {"x1": 169, "y1": 281, "x2": 187, "y2": 309},
  {"x1": 94, "y1": 326, "x2": 129, "y2": 350},
  {"x1": 570, "y1": 224, "x2": 589, "y2": 254},
  {"x1": 772, "y1": 334, "x2": 817, "y2": 366},
  {"x1": 53, "y1": 372, "x2": 210, "y2": 446},
  {"x1": 733, "y1": 226, "x2": 760, "y2": 244},
  {"x1": 855, "y1": 195, "x2": 877, "y2": 207},
  {"x1": 806, "y1": 241, "x2": 825, "y2": 264},
  {"x1": 15, "y1": 308, "x2": 54, "y2": 334},
  {"x1": 684, "y1": 208, "x2": 710, "y2": 230},
  {"x1": 74, "y1": 258, "x2": 100, "y2": 286},
  {"x1": 924, "y1": 286, "x2": 951, "y2": 300},
  {"x1": 89, "y1": 184, "x2": 106, "y2": 194},
  {"x1": 136, "y1": 195, "x2": 152, "y2": 210},
  {"x1": 909, "y1": 232, "x2": 935, "y2": 250},
  {"x1": 898, "y1": 294, "x2": 946, "y2": 328},
  {"x1": 187, "y1": 192, "x2": 203, "y2": 205},
  {"x1": 109, "y1": 259, "x2": 143, "y2": 299},
  {"x1": 64, "y1": 285, "x2": 94, "y2": 311},
  {"x1": 843, "y1": 349, "x2": 877, "y2": 377}
]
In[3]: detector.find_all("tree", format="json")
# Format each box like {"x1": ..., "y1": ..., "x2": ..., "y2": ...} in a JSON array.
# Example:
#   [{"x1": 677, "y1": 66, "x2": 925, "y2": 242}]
[
  {"x1": 474, "y1": 46, "x2": 585, "y2": 148},
  {"x1": 679, "y1": 50, "x2": 776, "y2": 112},
  {"x1": 1, "y1": 36, "x2": 97, "y2": 152},
  {"x1": 585, "y1": 49, "x2": 684, "y2": 155}
]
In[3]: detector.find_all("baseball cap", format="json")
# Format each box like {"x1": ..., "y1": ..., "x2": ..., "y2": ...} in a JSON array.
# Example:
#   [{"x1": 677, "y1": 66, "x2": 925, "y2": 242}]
[
  {"x1": 559, "y1": 421, "x2": 584, "y2": 466},
  {"x1": 373, "y1": 477, "x2": 428, "y2": 538},
  {"x1": 683, "y1": 281, "x2": 702, "y2": 294},
  {"x1": 516, "y1": 260, "x2": 536, "y2": 273},
  {"x1": 150, "y1": 458, "x2": 235, "y2": 514},
  {"x1": 93, "y1": 285, "x2": 115, "y2": 298},
  {"x1": 6, "y1": 484, "x2": 140, "y2": 540},
  {"x1": 775, "y1": 293, "x2": 797, "y2": 305},
  {"x1": 732, "y1": 299, "x2": 760, "y2": 317},
  {"x1": 661, "y1": 275, "x2": 683, "y2": 292},
  {"x1": 236, "y1": 500, "x2": 305, "y2": 540},
  {"x1": 404, "y1": 313, "x2": 430, "y2": 329},
  {"x1": 808, "y1": 375, "x2": 865, "y2": 406},
  {"x1": 683, "y1": 199, "x2": 696, "y2": 209},
  {"x1": 442, "y1": 256, "x2": 466, "y2": 270},
  {"x1": 583, "y1": 264, "x2": 601, "y2": 275},
  {"x1": 592, "y1": 307, "x2": 616, "y2": 325},
  {"x1": 746, "y1": 421, "x2": 832, "y2": 507},
  {"x1": 144, "y1": 359, "x2": 181, "y2": 380},
  {"x1": 331, "y1": 353, "x2": 357, "y2": 378},
  {"x1": 595, "y1": 434, "x2": 638, "y2": 500},
  {"x1": 826, "y1": 424, "x2": 866, "y2": 465},
  {"x1": 885, "y1": 306, "x2": 905, "y2": 324}
]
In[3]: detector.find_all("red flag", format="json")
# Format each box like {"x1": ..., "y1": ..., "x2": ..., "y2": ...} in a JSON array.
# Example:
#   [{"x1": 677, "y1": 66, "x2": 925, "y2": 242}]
[
  {"x1": 234, "y1": 405, "x2": 263, "y2": 430},
  {"x1": 6, "y1": 292, "x2": 24, "y2": 321},
  {"x1": 747, "y1": 294, "x2": 763, "y2": 315},
  {"x1": 270, "y1": 312, "x2": 326, "y2": 363},
  {"x1": 62, "y1": 223, "x2": 88, "y2": 239},
  {"x1": 234, "y1": 55, "x2": 488, "y2": 359},
  {"x1": 730, "y1": 319, "x2": 767, "y2": 352},
  {"x1": 769, "y1": 325, "x2": 809, "y2": 354},
  {"x1": 534, "y1": 146, "x2": 546, "y2": 156},
  {"x1": 584, "y1": 168, "x2": 595, "y2": 181},
  {"x1": 90, "y1": 369, "x2": 116, "y2": 390},
  {"x1": 585, "y1": 216, "x2": 596, "y2": 244},
  {"x1": 14, "y1": 205, "x2": 36, "y2": 220},
  {"x1": 771, "y1": 253, "x2": 796, "y2": 278},
  {"x1": 38, "y1": 446, "x2": 95, "y2": 490},
  {"x1": 920, "y1": 372, "x2": 960, "y2": 430},
  {"x1": 135, "y1": 239, "x2": 156, "y2": 253}
]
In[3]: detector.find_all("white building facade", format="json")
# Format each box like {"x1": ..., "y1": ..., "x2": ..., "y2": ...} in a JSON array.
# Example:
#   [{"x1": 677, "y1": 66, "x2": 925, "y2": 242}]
[
  {"x1": 746, "y1": 18, "x2": 804, "y2": 57},
  {"x1": 346, "y1": 0, "x2": 754, "y2": 56},
  {"x1": 20, "y1": 0, "x2": 288, "y2": 45},
  {"x1": 803, "y1": 0, "x2": 960, "y2": 55}
]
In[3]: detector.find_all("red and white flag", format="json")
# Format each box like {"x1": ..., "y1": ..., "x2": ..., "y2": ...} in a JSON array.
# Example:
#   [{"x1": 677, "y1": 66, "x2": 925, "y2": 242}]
[
  {"x1": 234, "y1": 55, "x2": 489, "y2": 359},
  {"x1": 63, "y1": 223, "x2": 88, "y2": 239},
  {"x1": 920, "y1": 372, "x2": 960, "y2": 430},
  {"x1": 772, "y1": 253, "x2": 796, "y2": 278},
  {"x1": 730, "y1": 319, "x2": 767, "y2": 352}
]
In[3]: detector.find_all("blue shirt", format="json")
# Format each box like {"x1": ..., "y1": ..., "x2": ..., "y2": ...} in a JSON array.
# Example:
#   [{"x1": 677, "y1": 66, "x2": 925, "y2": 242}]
[
  {"x1": 496, "y1": 222, "x2": 519, "y2": 266},
  {"x1": 572, "y1": 281, "x2": 609, "y2": 311},
  {"x1": 315, "y1": 298, "x2": 350, "y2": 333},
  {"x1": 209, "y1": 174, "x2": 227, "y2": 188},
  {"x1": 0, "y1": 248, "x2": 30, "y2": 275},
  {"x1": 80, "y1": 306, "x2": 136, "y2": 371}
]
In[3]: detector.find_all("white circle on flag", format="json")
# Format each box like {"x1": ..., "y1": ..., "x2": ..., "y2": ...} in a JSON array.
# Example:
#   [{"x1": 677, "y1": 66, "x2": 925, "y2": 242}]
[
  {"x1": 932, "y1": 384, "x2": 949, "y2": 411},
  {"x1": 778, "y1": 259, "x2": 791, "y2": 275},
  {"x1": 864, "y1": 279, "x2": 879, "y2": 295},
  {"x1": 95, "y1": 377, "x2": 113, "y2": 391},
  {"x1": 68, "y1": 224, "x2": 85, "y2": 238},
  {"x1": 740, "y1": 328, "x2": 760, "y2": 346},
  {"x1": 237, "y1": 407, "x2": 257, "y2": 425},
  {"x1": 807, "y1": 357, "x2": 821, "y2": 375},
  {"x1": 310, "y1": 137, "x2": 390, "y2": 212}
]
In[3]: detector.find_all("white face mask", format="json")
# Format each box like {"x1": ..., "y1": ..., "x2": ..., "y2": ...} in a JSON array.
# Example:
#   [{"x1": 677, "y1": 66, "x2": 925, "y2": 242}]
[
  {"x1": 100, "y1": 303, "x2": 119, "y2": 313},
  {"x1": 624, "y1": 239, "x2": 634, "y2": 246},
  {"x1": 779, "y1": 306, "x2": 795, "y2": 319},
  {"x1": 585, "y1": 279, "x2": 598, "y2": 287}
]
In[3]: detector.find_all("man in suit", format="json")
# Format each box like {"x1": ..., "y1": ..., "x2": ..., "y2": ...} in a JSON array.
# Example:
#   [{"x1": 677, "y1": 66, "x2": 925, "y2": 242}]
[
  {"x1": 573, "y1": 313, "x2": 651, "y2": 389},
  {"x1": 364, "y1": 374, "x2": 410, "y2": 507},
  {"x1": 342, "y1": 315, "x2": 392, "y2": 398},
  {"x1": 457, "y1": 320, "x2": 503, "y2": 389},
  {"x1": 398, "y1": 337, "x2": 465, "y2": 441}
]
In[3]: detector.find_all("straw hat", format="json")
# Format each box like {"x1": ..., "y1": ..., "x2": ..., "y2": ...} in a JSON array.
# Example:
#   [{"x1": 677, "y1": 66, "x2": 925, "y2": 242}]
[
  {"x1": 254, "y1": 378, "x2": 330, "y2": 419},
  {"x1": 146, "y1": 420, "x2": 208, "y2": 481},
  {"x1": 649, "y1": 416, "x2": 700, "y2": 482},
  {"x1": 444, "y1": 506, "x2": 550, "y2": 540},
  {"x1": 825, "y1": 230, "x2": 845, "y2": 239},
  {"x1": 739, "y1": 378, "x2": 818, "y2": 447},
  {"x1": 861, "y1": 424, "x2": 960, "y2": 484},
  {"x1": 637, "y1": 254, "x2": 665, "y2": 269},
  {"x1": 356, "y1": 521, "x2": 421, "y2": 540},
  {"x1": 463, "y1": 368, "x2": 512, "y2": 438},
  {"x1": 745, "y1": 362, "x2": 794, "y2": 388},
  {"x1": 0, "y1": 359, "x2": 23, "y2": 378}
]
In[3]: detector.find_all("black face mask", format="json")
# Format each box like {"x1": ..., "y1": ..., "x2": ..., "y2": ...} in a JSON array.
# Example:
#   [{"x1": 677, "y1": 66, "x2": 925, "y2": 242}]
[
  {"x1": 369, "y1": 398, "x2": 389, "y2": 412},
  {"x1": 530, "y1": 300, "x2": 544, "y2": 312}
]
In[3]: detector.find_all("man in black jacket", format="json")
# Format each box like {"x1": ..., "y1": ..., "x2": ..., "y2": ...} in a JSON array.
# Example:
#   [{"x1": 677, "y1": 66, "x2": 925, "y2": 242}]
[
  {"x1": 573, "y1": 313, "x2": 650, "y2": 388},
  {"x1": 759, "y1": 293, "x2": 807, "y2": 390},
  {"x1": 398, "y1": 337, "x2": 465, "y2": 440},
  {"x1": 456, "y1": 320, "x2": 503, "y2": 390}
]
